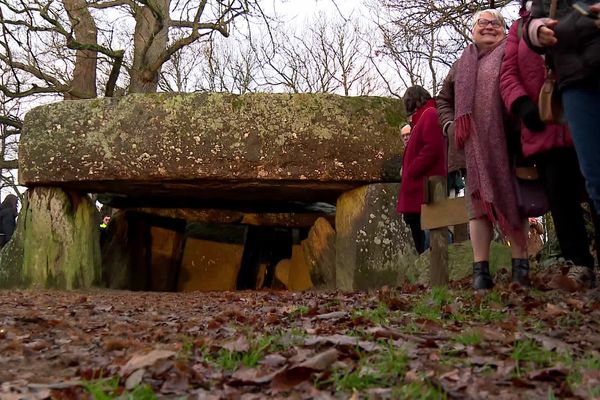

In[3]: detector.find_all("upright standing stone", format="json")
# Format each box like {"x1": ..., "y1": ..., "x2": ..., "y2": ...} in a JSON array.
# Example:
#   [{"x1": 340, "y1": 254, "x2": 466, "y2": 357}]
[
  {"x1": 336, "y1": 184, "x2": 417, "y2": 291},
  {"x1": 2, "y1": 188, "x2": 100, "y2": 289},
  {"x1": 302, "y1": 217, "x2": 336, "y2": 289}
]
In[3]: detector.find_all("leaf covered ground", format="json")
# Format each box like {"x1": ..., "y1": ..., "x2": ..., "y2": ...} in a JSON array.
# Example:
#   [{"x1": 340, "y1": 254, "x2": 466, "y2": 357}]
[{"x1": 2, "y1": 269, "x2": 600, "y2": 399}]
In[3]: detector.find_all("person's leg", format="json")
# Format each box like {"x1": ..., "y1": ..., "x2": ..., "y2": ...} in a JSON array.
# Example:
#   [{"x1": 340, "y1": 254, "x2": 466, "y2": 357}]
[
  {"x1": 470, "y1": 217, "x2": 494, "y2": 289},
  {"x1": 508, "y1": 220, "x2": 529, "y2": 286},
  {"x1": 470, "y1": 218, "x2": 493, "y2": 262},
  {"x1": 537, "y1": 148, "x2": 594, "y2": 267},
  {"x1": 590, "y1": 201, "x2": 600, "y2": 266},
  {"x1": 562, "y1": 87, "x2": 600, "y2": 215},
  {"x1": 403, "y1": 213, "x2": 425, "y2": 254}
]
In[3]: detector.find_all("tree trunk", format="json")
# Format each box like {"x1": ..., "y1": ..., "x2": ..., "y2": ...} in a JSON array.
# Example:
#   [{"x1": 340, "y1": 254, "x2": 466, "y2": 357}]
[
  {"x1": 63, "y1": 0, "x2": 98, "y2": 99},
  {"x1": 130, "y1": 0, "x2": 170, "y2": 93}
]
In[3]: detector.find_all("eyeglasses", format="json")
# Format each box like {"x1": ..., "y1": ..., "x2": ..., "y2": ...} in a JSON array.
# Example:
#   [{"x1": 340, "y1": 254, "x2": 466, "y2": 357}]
[{"x1": 476, "y1": 18, "x2": 502, "y2": 28}]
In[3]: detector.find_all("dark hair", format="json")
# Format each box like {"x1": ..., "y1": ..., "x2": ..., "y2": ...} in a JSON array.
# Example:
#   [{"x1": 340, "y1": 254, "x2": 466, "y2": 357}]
[
  {"x1": 402, "y1": 86, "x2": 432, "y2": 115},
  {"x1": 0, "y1": 194, "x2": 18, "y2": 211}
]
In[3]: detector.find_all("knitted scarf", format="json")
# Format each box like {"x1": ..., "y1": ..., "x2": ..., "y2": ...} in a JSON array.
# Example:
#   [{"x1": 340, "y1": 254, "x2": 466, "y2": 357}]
[{"x1": 454, "y1": 40, "x2": 526, "y2": 248}]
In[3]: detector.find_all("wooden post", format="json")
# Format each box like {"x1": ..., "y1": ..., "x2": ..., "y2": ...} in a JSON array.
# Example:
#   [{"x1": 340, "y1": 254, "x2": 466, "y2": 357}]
[
  {"x1": 453, "y1": 223, "x2": 469, "y2": 243},
  {"x1": 428, "y1": 176, "x2": 449, "y2": 286}
]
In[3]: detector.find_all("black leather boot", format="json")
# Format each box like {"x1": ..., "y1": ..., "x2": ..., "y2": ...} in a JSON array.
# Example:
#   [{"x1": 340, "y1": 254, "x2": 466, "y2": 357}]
[
  {"x1": 511, "y1": 258, "x2": 530, "y2": 287},
  {"x1": 473, "y1": 261, "x2": 494, "y2": 290}
]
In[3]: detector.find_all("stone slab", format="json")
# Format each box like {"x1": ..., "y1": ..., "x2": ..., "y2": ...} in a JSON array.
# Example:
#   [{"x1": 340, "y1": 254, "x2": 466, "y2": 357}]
[
  {"x1": 20, "y1": 93, "x2": 404, "y2": 205},
  {"x1": 177, "y1": 238, "x2": 244, "y2": 291},
  {"x1": 131, "y1": 207, "x2": 335, "y2": 228}
]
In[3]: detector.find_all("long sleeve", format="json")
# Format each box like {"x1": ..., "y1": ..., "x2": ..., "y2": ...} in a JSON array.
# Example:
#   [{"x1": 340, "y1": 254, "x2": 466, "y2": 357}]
[
  {"x1": 405, "y1": 109, "x2": 445, "y2": 179},
  {"x1": 500, "y1": 20, "x2": 529, "y2": 113},
  {"x1": 436, "y1": 62, "x2": 457, "y2": 135}
]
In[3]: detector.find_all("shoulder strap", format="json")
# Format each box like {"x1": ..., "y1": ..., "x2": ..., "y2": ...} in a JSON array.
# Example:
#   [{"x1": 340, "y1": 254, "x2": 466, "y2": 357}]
[
  {"x1": 517, "y1": 18, "x2": 525, "y2": 40},
  {"x1": 549, "y1": 0, "x2": 558, "y2": 19}
]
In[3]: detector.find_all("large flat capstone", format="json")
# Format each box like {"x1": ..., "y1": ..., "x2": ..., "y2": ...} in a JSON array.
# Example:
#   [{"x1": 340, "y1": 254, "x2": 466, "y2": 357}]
[{"x1": 20, "y1": 93, "x2": 404, "y2": 208}]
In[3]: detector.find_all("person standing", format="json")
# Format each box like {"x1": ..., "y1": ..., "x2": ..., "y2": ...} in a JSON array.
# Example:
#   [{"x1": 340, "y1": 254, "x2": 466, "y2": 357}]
[
  {"x1": 500, "y1": 0, "x2": 599, "y2": 288},
  {"x1": 0, "y1": 194, "x2": 18, "y2": 248},
  {"x1": 526, "y1": 0, "x2": 600, "y2": 238},
  {"x1": 438, "y1": 9, "x2": 529, "y2": 290},
  {"x1": 397, "y1": 86, "x2": 447, "y2": 254}
]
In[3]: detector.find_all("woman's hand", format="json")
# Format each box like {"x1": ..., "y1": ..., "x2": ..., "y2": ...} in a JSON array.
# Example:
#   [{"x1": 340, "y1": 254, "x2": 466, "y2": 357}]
[
  {"x1": 538, "y1": 19, "x2": 558, "y2": 47},
  {"x1": 593, "y1": 3, "x2": 600, "y2": 28}
]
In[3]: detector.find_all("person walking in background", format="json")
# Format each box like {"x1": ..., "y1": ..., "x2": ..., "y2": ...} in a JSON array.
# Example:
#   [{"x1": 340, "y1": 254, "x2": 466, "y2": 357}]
[
  {"x1": 397, "y1": 86, "x2": 447, "y2": 254},
  {"x1": 0, "y1": 194, "x2": 18, "y2": 248},
  {"x1": 501, "y1": 0, "x2": 599, "y2": 288},
  {"x1": 526, "y1": 1, "x2": 600, "y2": 240},
  {"x1": 438, "y1": 9, "x2": 530, "y2": 290}
]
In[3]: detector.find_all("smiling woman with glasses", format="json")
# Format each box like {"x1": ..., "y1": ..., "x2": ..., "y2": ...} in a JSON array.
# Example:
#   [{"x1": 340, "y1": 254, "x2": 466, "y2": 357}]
[{"x1": 437, "y1": 9, "x2": 530, "y2": 291}]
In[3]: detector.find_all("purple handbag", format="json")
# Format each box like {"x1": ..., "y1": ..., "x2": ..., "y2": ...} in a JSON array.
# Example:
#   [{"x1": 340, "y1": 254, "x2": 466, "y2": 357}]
[{"x1": 514, "y1": 167, "x2": 550, "y2": 218}]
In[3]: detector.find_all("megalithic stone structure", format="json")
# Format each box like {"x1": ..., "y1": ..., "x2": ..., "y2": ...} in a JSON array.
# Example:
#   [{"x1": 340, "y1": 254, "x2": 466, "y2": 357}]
[{"x1": 9, "y1": 92, "x2": 413, "y2": 290}]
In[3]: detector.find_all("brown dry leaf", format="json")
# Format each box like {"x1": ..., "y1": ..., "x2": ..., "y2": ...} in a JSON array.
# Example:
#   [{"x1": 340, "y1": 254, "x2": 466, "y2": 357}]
[
  {"x1": 476, "y1": 327, "x2": 511, "y2": 343},
  {"x1": 527, "y1": 367, "x2": 568, "y2": 382},
  {"x1": 314, "y1": 311, "x2": 348, "y2": 320},
  {"x1": 229, "y1": 367, "x2": 283, "y2": 386},
  {"x1": 439, "y1": 369, "x2": 461, "y2": 382},
  {"x1": 125, "y1": 368, "x2": 145, "y2": 390},
  {"x1": 405, "y1": 369, "x2": 421, "y2": 382},
  {"x1": 545, "y1": 303, "x2": 568, "y2": 316},
  {"x1": 565, "y1": 298, "x2": 585, "y2": 311},
  {"x1": 271, "y1": 349, "x2": 339, "y2": 390},
  {"x1": 547, "y1": 275, "x2": 579, "y2": 292},
  {"x1": 296, "y1": 348, "x2": 339, "y2": 371},
  {"x1": 221, "y1": 335, "x2": 250, "y2": 352},
  {"x1": 120, "y1": 349, "x2": 176, "y2": 376},
  {"x1": 526, "y1": 333, "x2": 571, "y2": 352},
  {"x1": 259, "y1": 353, "x2": 287, "y2": 368},
  {"x1": 304, "y1": 335, "x2": 379, "y2": 352},
  {"x1": 366, "y1": 326, "x2": 402, "y2": 340}
]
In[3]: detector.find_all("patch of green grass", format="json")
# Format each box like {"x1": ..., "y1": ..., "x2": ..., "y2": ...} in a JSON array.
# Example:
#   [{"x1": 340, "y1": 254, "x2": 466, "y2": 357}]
[
  {"x1": 473, "y1": 308, "x2": 506, "y2": 322},
  {"x1": 351, "y1": 303, "x2": 390, "y2": 325},
  {"x1": 83, "y1": 377, "x2": 157, "y2": 400},
  {"x1": 318, "y1": 343, "x2": 408, "y2": 391},
  {"x1": 411, "y1": 287, "x2": 453, "y2": 321},
  {"x1": 557, "y1": 311, "x2": 584, "y2": 328},
  {"x1": 268, "y1": 328, "x2": 306, "y2": 351},
  {"x1": 391, "y1": 381, "x2": 447, "y2": 399},
  {"x1": 290, "y1": 305, "x2": 310, "y2": 317},
  {"x1": 411, "y1": 301, "x2": 441, "y2": 320},
  {"x1": 453, "y1": 331, "x2": 483, "y2": 347},
  {"x1": 511, "y1": 339, "x2": 555, "y2": 376},
  {"x1": 210, "y1": 335, "x2": 276, "y2": 371},
  {"x1": 402, "y1": 321, "x2": 423, "y2": 334},
  {"x1": 589, "y1": 385, "x2": 600, "y2": 397},
  {"x1": 566, "y1": 354, "x2": 600, "y2": 387},
  {"x1": 483, "y1": 290, "x2": 503, "y2": 306},
  {"x1": 177, "y1": 335, "x2": 194, "y2": 361}
]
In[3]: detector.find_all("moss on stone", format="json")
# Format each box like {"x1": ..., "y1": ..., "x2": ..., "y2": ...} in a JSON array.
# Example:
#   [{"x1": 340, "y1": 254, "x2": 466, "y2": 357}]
[{"x1": 13, "y1": 188, "x2": 102, "y2": 290}]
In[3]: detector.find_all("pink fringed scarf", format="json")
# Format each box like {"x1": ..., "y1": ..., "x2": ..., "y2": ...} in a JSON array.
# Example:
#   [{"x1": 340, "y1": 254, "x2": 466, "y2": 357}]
[{"x1": 454, "y1": 40, "x2": 526, "y2": 248}]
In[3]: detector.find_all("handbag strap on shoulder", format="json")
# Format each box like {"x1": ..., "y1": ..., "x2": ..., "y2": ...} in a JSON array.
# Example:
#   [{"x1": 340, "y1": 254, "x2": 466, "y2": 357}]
[{"x1": 549, "y1": 0, "x2": 558, "y2": 19}]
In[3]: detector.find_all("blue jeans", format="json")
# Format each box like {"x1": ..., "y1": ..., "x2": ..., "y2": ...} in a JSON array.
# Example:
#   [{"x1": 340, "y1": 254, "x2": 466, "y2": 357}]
[{"x1": 562, "y1": 87, "x2": 600, "y2": 215}]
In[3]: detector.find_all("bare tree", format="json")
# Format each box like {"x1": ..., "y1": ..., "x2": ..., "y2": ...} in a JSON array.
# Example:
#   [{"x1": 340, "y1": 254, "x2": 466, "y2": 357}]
[
  {"x1": 367, "y1": 0, "x2": 516, "y2": 95},
  {"x1": 258, "y1": 13, "x2": 379, "y2": 96},
  {"x1": 0, "y1": 0, "x2": 262, "y2": 182}
]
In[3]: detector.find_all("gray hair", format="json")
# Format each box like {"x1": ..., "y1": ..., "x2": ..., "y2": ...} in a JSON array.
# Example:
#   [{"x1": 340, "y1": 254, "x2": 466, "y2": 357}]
[{"x1": 472, "y1": 9, "x2": 506, "y2": 29}]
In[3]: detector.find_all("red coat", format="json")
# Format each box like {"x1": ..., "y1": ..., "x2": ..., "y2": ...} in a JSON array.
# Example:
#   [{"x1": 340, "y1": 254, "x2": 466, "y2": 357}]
[
  {"x1": 499, "y1": 18, "x2": 573, "y2": 158},
  {"x1": 397, "y1": 99, "x2": 447, "y2": 214}
]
